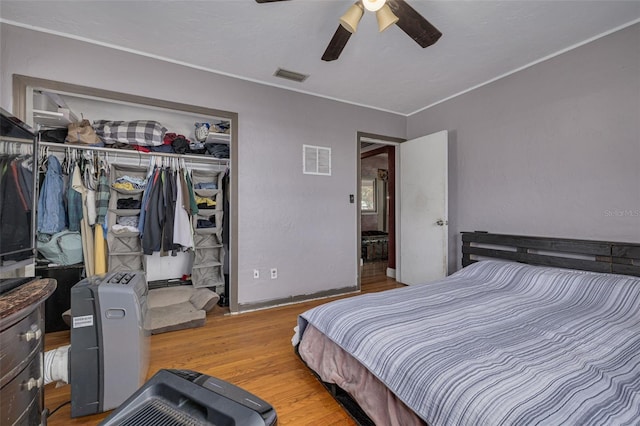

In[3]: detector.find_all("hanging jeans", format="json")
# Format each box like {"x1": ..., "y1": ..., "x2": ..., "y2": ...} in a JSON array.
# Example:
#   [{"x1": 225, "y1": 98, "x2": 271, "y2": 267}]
[{"x1": 37, "y1": 155, "x2": 66, "y2": 234}]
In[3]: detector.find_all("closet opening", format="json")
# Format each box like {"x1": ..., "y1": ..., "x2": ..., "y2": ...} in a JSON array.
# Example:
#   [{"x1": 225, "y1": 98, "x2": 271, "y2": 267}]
[{"x1": 12, "y1": 74, "x2": 239, "y2": 321}]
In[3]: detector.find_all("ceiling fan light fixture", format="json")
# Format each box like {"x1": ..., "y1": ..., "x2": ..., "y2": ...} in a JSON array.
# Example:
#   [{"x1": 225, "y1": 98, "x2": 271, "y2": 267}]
[
  {"x1": 362, "y1": 0, "x2": 386, "y2": 12},
  {"x1": 339, "y1": 2, "x2": 364, "y2": 33},
  {"x1": 376, "y1": 4, "x2": 398, "y2": 32}
]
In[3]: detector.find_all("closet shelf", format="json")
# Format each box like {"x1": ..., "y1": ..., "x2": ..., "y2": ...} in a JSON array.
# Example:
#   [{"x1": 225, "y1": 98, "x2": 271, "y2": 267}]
[
  {"x1": 111, "y1": 230, "x2": 141, "y2": 238},
  {"x1": 193, "y1": 243, "x2": 223, "y2": 249},
  {"x1": 191, "y1": 261, "x2": 223, "y2": 268},
  {"x1": 36, "y1": 141, "x2": 230, "y2": 165},
  {"x1": 196, "y1": 208, "x2": 220, "y2": 214},
  {"x1": 193, "y1": 189, "x2": 220, "y2": 197},
  {"x1": 109, "y1": 208, "x2": 142, "y2": 216},
  {"x1": 33, "y1": 108, "x2": 76, "y2": 127},
  {"x1": 108, "y1": 250, "x2": 144, "y2": 256}
]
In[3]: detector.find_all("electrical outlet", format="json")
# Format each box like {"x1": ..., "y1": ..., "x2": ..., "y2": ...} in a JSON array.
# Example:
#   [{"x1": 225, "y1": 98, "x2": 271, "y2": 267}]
[
  {"x1": 253, "y1": 269, "x2": 259, "y2": 279},
  {"x1": 270, "y1": 268, "x2": 278, "y2": 279}
]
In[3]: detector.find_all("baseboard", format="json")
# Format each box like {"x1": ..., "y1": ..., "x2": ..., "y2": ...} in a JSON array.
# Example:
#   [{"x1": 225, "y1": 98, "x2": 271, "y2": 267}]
[
  {"x1": 386, "y1": 268, "x2": 396, "y2": 278},
  {"x1": 236, "y1": 286, "x2": 359, "y2": 313}
]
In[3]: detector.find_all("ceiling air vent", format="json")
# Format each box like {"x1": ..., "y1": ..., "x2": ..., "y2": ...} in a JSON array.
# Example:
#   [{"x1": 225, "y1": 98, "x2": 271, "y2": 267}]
[{"x1": 274, "y1": 68, "x2": 309, "y2": 83}]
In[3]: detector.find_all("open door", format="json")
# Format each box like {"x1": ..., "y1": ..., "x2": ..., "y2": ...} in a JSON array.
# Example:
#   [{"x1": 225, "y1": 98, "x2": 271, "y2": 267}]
[{"x1": 398, "y1": 130, "x2": 448, "y2": 285}]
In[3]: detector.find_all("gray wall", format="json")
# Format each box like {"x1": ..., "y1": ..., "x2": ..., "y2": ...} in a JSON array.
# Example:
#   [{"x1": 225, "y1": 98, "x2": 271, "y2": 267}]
[
  {"x1": 2, "y1": 22, "x2": 637, "y2": 292},
  {"x1": 407, "y1": 23, "x2": 640, "y2": 272},
  {"x1": 0, "y1": 24, "x2": 406, "y2": 308}
]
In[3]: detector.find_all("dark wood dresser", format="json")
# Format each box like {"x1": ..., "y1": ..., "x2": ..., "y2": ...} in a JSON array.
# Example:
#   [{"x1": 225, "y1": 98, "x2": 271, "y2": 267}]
[{"x1": 0, "y1": 279, "x2": 56, "y2": 426}]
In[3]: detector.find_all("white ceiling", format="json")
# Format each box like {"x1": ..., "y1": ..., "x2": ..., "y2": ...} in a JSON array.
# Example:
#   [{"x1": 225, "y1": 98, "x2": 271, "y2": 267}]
[{"x1": 2, "y1": 1, "x2": 639, "y2": 116}]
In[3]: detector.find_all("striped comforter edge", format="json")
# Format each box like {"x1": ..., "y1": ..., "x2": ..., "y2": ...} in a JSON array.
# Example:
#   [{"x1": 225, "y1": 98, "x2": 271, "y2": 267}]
[{"x1": 298, "y1": 260, "x2": 640, "y2": 425}]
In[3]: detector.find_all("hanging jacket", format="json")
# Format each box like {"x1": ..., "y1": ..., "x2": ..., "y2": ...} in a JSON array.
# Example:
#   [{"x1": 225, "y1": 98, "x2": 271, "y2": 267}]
[
  {"x1": 142, "y1": 169, "x2": 165, "y2": 255},
  {"x1": 37, "y1": 155, "x2": 66, "y2": 234},
  {"x1": 162, "y1": 169, "x2": 177, "y2": 255},
  {"x1": 0, "y1": 155, "x2": 32, "y2": 260}
]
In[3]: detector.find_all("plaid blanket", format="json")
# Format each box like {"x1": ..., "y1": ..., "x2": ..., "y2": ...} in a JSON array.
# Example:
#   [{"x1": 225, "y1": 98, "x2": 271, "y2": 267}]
[{"x1": 93, "y1": 120, "x2": 167, "y2": 146}]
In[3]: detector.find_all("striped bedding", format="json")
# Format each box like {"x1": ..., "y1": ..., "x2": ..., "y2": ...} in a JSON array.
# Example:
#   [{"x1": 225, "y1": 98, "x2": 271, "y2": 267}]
[{"x1": 297, "y1": 260, "x2": 640, "y2": 425}]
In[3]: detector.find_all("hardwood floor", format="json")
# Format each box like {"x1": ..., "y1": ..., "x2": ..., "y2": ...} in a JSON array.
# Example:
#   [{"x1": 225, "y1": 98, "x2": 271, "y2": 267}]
[{"x1": 43, "y1": 274, "x2": 404, "y2": 425}]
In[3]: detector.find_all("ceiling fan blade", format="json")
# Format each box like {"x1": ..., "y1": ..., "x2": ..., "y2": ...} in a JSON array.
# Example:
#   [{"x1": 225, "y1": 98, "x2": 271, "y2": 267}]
[
  {"x1": 255, "y1": 0, "x2": 290, "y2": 3},
  {"x1": 386, "y1": 0, "x2": 442, "y2": 48},
  {"x1": 322, "y1": 25, "x2": 352, "y2": 62}
]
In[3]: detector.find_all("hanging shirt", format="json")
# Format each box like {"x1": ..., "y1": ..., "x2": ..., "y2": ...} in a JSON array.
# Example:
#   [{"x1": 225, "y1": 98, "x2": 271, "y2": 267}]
[
  {"x1": 1, "y1": 155, "x2": 32, "y2": 260},
  {"x1": 161, "y1": 168, "x2": 177, "y2": 256},
  {"x1": 66, "y1": 163, "x2": 83, "y2": 232},
  {"x1": 95, "y1": 169, "x2": 110, "y2": 226},
  {"x1": 173, "y1": 168, "x2": 194, "y2": 250},
  {"x1": 142, "y1": 168, "x2": 165, "y2": 255},
  {"x1": 72, "y1": 164, "x2": 95, "y2": 276}
]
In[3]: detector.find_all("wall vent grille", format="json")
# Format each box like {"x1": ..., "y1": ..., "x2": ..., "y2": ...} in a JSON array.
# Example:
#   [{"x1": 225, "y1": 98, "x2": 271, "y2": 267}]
[
  {"x1": 303, "y1": 145, "x2": 331, "y2": 176},
  {"x1": 274, "y1": 68, "x2": 309, "y2": 83}
]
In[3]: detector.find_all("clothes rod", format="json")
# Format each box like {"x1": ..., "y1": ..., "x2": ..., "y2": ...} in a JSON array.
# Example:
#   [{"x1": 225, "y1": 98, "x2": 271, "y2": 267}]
[{"x1": 35, "y1": 140, "x2": 230, "y2": 164}]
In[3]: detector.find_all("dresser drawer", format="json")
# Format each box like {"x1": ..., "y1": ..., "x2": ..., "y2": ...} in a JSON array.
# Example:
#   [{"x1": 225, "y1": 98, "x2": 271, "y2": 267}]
[
  {"x1": 0, "y1": 353, "x2": 43, "y2": 425},
  {"x1": 11, "y1": 393, "x2": 44, "y2": 426},
  {"x1": 0, "y1": 306, "x2": 43, "y2": 388}
]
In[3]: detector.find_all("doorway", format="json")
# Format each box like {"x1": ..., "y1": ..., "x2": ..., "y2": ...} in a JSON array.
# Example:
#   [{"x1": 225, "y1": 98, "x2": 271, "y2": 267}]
[
  {"x1": 357, "y1": 132, "x2": 404, "y2": 283},
  {"x1": 357, "y1": 130, "x2": 449, "y2": 287}
]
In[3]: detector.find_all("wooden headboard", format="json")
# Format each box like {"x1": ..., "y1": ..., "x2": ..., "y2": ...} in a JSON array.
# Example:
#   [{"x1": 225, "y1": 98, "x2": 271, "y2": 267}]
[{"x1": 462, "y1": 232, "x2": 640, "y2": 277}]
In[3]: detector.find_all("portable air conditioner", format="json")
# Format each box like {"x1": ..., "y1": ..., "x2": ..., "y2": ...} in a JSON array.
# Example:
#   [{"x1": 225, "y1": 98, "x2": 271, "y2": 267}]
[{"x1": 69, "y1": 271, "x2": 150, "y2": 417}]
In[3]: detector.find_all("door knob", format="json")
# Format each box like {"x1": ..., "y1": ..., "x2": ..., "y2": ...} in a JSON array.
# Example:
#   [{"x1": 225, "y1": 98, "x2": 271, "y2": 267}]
[{"x1": 436, "y1": 219, "x2": 448, "y2": 226}]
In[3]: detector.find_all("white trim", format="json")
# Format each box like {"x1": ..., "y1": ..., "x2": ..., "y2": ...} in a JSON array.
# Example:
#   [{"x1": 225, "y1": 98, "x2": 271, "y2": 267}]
[
  {"x1": 386, "y1": 267, "x2": 396, "y2": 279},
  {"x1": 407, "y1": 17, "x2": 640, "y2": 117},
  {"x1": 2, "y1": 16, "x2": 639, "y2": 118},
  {"x1": 0, "y1": 19, "x2": 405, "y2": 117},
  {"x1": 360, "y1": 137, "x2": 401, "y2": 146}
]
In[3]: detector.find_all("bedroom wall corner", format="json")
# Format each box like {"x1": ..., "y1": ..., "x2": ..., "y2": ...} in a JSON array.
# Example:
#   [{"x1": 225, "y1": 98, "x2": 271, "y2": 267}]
[{"x1": 407, "y1": 23, "x2": 640, "y2": 272}]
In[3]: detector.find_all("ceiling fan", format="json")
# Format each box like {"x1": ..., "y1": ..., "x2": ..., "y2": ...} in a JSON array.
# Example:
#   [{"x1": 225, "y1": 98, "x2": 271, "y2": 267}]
[{"x1": 255, "y1": 0, "x2": 442, "y2": 62}]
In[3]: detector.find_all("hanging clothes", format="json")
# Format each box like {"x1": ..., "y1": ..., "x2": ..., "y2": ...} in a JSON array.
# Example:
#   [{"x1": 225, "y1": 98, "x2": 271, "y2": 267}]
[
  {"x1": 179, "y1": 167, "x2": 193, "y2": 216},
  {"x1": 185, "y1": 170, "x2": 199, "y2": 216},
  {"x1": 94, "y1": 224, "x2": 107, "y2": 275},
  {"x1": 17, "y1": 156, "x2": 34, "y2": 206},
  {"x1": 137, "y1": 166, "x2": 156, "y2": 237},
  {"x1": 162, "y1": 168, "x2": 177, "y2": 256},
  {"x1": 95, "y1": 167, "x2": 110, "y2": 226},
  {"x1": 37, "y1": 155, "x2": 66, "y2": 234},
  {"x1": 0, "y1": 153, "x2": 33, "y2": 261},
  {"x1": 142, "y1": 168, "x2": 165, "y2": 255},
  {"x1": 66, "y1": 162, "x2": 83, "y2": 232},
  {"x1": 173, "y1": 167, "x2": 194, "y2": 250},
  {"x1": 72, "y1": 164, "x2": 95, "y2": 276}
]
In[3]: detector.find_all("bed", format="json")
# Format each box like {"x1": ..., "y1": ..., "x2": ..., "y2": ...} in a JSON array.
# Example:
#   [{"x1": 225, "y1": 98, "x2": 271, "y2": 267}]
[{"x1": 294, "y1": 232, "x2": 640, "y2": 425}]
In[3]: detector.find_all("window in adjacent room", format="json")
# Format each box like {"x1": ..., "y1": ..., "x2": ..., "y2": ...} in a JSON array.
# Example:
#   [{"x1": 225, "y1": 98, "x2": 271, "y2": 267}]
[{"x1": 361, "y1": 178, "x2": 377, "y2": 213}]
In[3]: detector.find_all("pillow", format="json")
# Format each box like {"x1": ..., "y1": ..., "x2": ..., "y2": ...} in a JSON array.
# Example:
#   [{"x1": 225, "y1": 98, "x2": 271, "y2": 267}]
[{"x1": 93, "y1": 120, "x2": 167, "y2": 146}]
